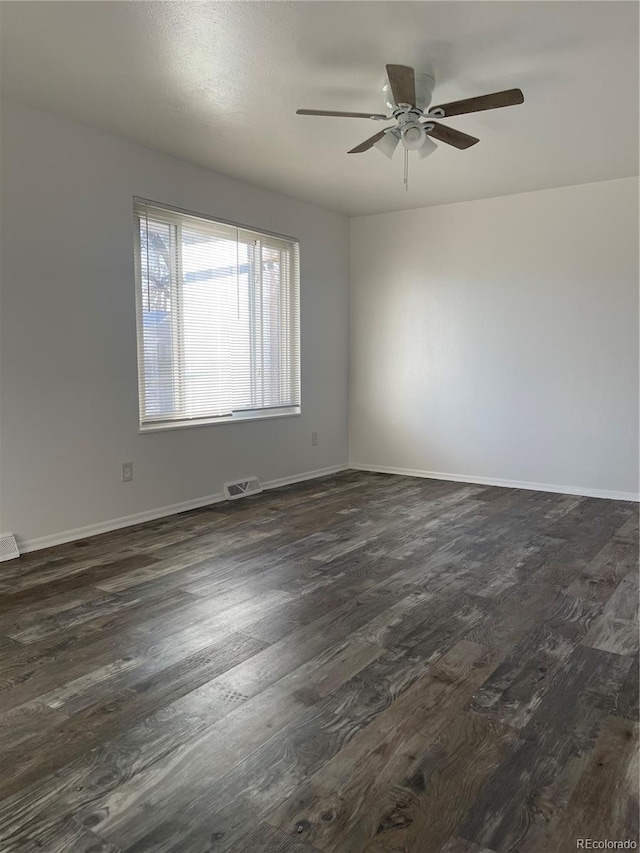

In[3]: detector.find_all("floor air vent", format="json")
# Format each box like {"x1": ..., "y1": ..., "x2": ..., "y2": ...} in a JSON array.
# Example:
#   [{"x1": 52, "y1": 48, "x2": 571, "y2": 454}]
[
  {"x1": 224, "y1": 477, "x2": 263, "y2": 500},
  {"x1": 0, "y1": 534, "x2": 20, "y2": 562}
]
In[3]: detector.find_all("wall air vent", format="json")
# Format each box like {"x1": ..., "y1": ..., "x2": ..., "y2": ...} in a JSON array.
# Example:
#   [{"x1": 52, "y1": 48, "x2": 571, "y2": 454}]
[
  {"x1": 0, "y1": 534, "x2": 20, "y2": 562},
  {"x1": 224, "y1": 477, "x2": 263, "y2": 501}
]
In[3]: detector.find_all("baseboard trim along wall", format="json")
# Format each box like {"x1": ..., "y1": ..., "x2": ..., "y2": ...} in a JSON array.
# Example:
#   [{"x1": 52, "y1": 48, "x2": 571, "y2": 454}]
[
  {"x1": 17, "y1": 464, "x2": 350, "y2": 554},
  {"x1": 15, "y1": 460, "x2": 638, "y2": 554},
  {"x1": 350, "y1": 463, "x2": 640, "y2": 503}
]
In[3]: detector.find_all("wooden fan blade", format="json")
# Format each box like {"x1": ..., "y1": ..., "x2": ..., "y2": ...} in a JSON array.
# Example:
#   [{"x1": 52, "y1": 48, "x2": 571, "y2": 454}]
[
  {"x1": 348, "y1": 130, "x2": 387, "y2": 154},
  {"x1": 431, "y1": 88, "x2": 524, "y2": 117},
  {"x1": 296, "y1": 109, "x2": 387, "y2": 119},
  {"x1": 385, "y1": 64, "x2": 416, "y2": 108},
  {"x1": 426, "y1": 122, "x2": 479, "y2": 149}
]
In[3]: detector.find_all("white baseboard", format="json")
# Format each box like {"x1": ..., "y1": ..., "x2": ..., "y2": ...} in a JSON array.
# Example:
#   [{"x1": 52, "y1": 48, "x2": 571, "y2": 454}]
[
  {"x1": 18, "y1": 492, "x2": 226, "y2": 554},
  {"x1": 17, "y1": 464, "x2": 349, "y2": 554},
  {"x1": 350, "y1": 463, "x2": 640, "y2": 503},
  {"x1": 262, "y1": 464, "x2": 349, "y2": 491},
  {"x1": 15, "y1": 460, "x2": 636, "y2": 555}
]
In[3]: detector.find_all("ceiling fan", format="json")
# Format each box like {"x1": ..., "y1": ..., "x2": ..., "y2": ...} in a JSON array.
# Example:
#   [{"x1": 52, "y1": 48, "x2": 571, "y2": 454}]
[{"x1": 297, "y1": 64, "x2": 524, "y2": 185}]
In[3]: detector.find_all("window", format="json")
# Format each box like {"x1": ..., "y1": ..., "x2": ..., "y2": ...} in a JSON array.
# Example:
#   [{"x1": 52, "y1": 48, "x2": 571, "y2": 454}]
[{"x1": 134, "y1": 199, "x2": 300, "y2": 430}]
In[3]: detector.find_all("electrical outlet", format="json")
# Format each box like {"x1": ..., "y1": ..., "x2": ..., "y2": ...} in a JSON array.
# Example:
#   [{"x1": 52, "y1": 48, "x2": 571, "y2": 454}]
[
  {"x1": 311, "y1": 432, "x2": 318, "y2": 447},
  {"x1": 122, "y1": 461, "x2": 133, "y2": 483}
]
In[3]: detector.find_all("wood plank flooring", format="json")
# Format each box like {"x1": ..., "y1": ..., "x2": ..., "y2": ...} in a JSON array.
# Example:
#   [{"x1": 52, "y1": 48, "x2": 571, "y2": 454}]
[{"x1": 0, "y1": 471, "x2": 638, "y2": 852}]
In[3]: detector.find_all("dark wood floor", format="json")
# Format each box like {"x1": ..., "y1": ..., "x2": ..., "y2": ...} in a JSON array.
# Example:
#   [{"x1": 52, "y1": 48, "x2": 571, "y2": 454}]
[{"x1": 0, "y1": 471, "x2": 638, "y2": 853}]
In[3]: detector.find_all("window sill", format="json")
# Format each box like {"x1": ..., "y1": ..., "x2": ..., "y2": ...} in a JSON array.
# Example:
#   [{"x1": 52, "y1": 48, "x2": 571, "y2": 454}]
[{"x1": 138, "y1": 407, "x2": 301, "y2": 433}]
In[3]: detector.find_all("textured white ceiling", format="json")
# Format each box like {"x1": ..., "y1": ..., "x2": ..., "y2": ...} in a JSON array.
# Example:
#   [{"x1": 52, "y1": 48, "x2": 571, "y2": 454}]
[{"x1": 1, "y1": 1, "x2": 638, "y2": 216}]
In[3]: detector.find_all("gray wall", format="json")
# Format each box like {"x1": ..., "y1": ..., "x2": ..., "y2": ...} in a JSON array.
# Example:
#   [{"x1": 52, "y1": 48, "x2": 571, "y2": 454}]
[
  {"x1": 350, "y1": 177, "x2": 639, "y2": 499},
  {"x1": 0, "y1": 100, "x2": 350, "y2": 547}
]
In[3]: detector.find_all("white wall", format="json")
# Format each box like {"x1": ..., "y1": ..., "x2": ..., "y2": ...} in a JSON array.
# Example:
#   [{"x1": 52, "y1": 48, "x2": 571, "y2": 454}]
[
  {"x1": 0, "y1": 100, "x2": 350, "y2": 548},
  {"x1": 350, "y1": 177, "x2": 639, "y2": 500},
  {"x1": 1, "y1": 101, "x2": 636, "y2": 554}
]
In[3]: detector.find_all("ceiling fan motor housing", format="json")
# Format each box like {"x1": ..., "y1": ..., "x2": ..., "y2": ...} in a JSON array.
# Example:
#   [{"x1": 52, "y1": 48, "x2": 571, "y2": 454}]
[{"x1": 383, "y1": 72, "x2": 435, "y2": 112}]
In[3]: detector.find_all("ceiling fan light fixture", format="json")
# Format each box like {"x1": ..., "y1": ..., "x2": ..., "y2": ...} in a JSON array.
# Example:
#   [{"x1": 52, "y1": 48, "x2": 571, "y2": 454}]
[
  {"x1": 374, "y1": 128, "x2": 400, "y2": 159},
  {"x1": 417, "y1": 134, "x2": 438, "y2": 159},
  {"x1": 401, "y1": 123, "x2": 426, "y2": 150}
]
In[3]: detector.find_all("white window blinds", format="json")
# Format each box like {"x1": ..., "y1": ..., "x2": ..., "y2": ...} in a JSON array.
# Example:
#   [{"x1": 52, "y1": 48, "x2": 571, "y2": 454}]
[{"x1": 134, "y1": 200, "x2": 301, "y2": 429}]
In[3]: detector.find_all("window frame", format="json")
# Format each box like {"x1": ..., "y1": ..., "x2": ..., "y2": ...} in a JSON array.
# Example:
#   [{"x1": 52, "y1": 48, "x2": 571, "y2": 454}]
[{"x1": 133, "y1": 197, "x2": 301, "y2": 433}]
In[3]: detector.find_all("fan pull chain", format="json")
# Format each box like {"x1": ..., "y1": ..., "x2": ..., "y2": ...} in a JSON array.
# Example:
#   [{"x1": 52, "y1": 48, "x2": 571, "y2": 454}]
[{"x1": 404, "y1": 147, "x2": 409, "y2": 191}]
